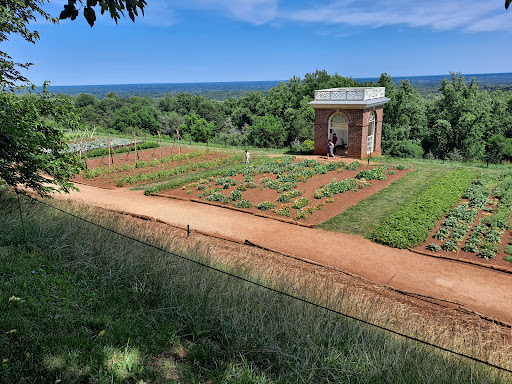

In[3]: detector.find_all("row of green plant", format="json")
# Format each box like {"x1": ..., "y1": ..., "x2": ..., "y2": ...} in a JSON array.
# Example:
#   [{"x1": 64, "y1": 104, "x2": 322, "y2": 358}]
[
  {"x1": 188, "y1": 160, "x2": 408, "y2": 220},
  {"x1": 368, "y1": 170, "x2": 477, "y2": 248},
  {"x1": 462, "y1": 173, "x2": 512, "y2": 259},
  {"x1": 355, "y1": 166, "x2": 388, "y2": 181},
  {"x1": 313, "y1": 178, "x2": 359, "y2": 199},
  {"x1": 114, "y1": 155, "x2": 243, "y2": 187},
  {"x1": 506, "y1": 227, "x2": 512, "y2": 263},
  {"x1": 84, "y1": 141, "x2": 158, "y2": 158},
  {"x1": 82, "y1": 149, "x2": 211, "y2": 179},
  {"x1": 426, "y1": 171, "x2": 512, "y2": 260},
  {"x1": 142, "y1": 159, "x2": 260, "y2": 195},
  {"x1": 427, "y1": 203, "x2": 478, "y2": 253},
  {"x1": 463, "y1": 174, "x2": 498, "y2": 209},
  {"x1": 318, "y1": 168, "x2": 443, "y2": 236}
]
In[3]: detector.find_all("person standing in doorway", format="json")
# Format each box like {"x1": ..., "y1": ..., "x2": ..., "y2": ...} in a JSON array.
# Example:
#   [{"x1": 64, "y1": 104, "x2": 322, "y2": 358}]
[
  {"x1": 332, "y1": 133, "x2": 338, "y2": 155},
  {"x1": 245, "y1": 150, "x2": 250, "y2": 164}
]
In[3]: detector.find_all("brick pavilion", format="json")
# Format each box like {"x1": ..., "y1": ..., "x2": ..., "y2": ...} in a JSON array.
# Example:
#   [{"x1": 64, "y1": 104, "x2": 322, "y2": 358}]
[{"x1": 308, "y1": 87, "x2": 390, "y2": 158}]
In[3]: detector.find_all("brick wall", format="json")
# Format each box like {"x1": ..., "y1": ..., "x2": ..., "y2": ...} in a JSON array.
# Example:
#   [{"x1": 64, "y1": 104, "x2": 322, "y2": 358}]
[
  {"x1": 314, "y1": 109, "x2": 336, "y2": 155},
  {"x1": 313, "y1": 106, "x2": 384, "y2": 158}
]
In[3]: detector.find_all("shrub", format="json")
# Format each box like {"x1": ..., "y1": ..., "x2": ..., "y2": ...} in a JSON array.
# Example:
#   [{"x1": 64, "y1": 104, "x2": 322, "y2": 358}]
[
  {"x1": 385, "y1": 140, "x2": 424, "y2": 159},
  {"x1": 302, "y1": 138, "x2": 315, "y2": 150}
]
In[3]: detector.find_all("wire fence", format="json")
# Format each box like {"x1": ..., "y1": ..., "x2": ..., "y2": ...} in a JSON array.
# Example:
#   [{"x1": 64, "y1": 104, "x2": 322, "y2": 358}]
[{"x1": 25, "y1": 196, "x2": 512, "y2": 375}]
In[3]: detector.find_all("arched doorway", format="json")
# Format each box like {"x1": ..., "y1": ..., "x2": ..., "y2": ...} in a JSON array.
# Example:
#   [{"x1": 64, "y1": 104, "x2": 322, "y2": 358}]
[
  {"x1": 367, "y1": 112, "x2": 375, "y2": 154},
  {"x1": 329, "y1": 113, "x2": 348, "y2": 152}
]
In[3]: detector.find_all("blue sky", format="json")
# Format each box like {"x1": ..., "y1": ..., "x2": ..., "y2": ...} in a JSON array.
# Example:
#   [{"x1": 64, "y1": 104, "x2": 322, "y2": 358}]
[{"x1": 5, "y1": 0, "x2": 512, "y2": 86}]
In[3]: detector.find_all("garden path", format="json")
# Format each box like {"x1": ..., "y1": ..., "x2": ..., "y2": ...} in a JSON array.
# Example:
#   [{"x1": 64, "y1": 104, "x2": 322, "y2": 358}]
[{"x1": 58, "y1": 184, "x2": 512, "y2": 325}]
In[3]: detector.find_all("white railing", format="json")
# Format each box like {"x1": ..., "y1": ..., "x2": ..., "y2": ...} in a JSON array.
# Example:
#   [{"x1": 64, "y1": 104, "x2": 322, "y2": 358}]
[{"x1": 314, "y1": 87, "x2": 385, "y2": 101}]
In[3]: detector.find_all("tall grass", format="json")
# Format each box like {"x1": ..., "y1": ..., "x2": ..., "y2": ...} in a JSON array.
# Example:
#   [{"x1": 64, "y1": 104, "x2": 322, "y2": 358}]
[{"x1": 0, "y1": 189, "x2": 510, "y2": 383}]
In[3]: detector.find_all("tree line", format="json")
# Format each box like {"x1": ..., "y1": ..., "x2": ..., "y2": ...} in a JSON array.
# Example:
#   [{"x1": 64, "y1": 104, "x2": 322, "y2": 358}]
[{"x1": 62, "y1": 70, "x2": 512, "y2": 163}]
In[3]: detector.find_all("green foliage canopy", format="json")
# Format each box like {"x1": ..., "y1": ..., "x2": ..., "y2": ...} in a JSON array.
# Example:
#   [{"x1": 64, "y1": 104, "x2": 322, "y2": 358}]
[{"x1": 0, "y1": 84, "x2": 84, "y2": 195}]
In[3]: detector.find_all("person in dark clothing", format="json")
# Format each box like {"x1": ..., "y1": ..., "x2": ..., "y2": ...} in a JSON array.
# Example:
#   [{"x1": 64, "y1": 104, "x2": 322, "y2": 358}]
[{"x1": 332, "y1": 133, "x2": 338, "y2": 155}]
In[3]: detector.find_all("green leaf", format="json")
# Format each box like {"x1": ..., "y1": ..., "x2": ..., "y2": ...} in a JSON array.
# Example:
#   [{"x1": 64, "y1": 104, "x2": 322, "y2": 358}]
[{"x1": 84, "y1": 7, "x2": 96, "y2": 27}]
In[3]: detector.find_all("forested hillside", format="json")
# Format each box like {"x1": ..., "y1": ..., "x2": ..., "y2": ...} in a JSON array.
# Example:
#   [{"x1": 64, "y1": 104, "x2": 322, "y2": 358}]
[{"x1": 62, "y1": 70, "x2": 512, "y2": 163}]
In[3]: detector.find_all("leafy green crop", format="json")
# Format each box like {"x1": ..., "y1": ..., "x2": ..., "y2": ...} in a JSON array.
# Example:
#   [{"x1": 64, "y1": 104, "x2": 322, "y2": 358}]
[{"x1": 368, "y1": 170, "x2": 476, "y2": 248}]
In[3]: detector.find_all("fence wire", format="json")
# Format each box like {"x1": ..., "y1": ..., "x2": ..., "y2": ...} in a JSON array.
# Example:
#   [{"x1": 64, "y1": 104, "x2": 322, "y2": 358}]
[{"x1": 27, "y1": 196, "x2": 512, "y2": 375}]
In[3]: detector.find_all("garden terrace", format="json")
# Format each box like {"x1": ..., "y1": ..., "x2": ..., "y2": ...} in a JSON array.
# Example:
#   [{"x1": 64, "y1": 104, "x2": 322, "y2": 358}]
[
  {"x1": 419, "y1": 171, "x2": 512, "y2": 269},
  {"x1": 73, "y1": 149, "x2": 242, "y2": 189},
  {"x1": 152, "y1": 156, "x2": 411, "y2": 226}
]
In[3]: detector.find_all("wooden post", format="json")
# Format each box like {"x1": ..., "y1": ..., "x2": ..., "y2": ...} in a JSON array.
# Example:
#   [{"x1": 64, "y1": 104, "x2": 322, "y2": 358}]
[
  {"x1": 187, "y1": 224, "x2": 190, "y2": 238},
  {"x1": 133, "y1": 132, "x2": 138, "y2": 160},
  {"x1": 79, "y1": 135, "x2": 83, "y2": 159},
  {"x1": 176, "y1": 129, "x2": 181, "y2": 156},
  {"x1": 158, "y1": 131, "x2": 162, "y2": 157},
  {"x1": 108, "y1": 129, "x2": 112, "y2": 167}
]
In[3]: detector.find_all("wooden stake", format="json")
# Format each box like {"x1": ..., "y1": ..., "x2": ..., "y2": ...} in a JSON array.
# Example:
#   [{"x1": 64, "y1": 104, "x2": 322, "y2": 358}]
[
  {"x1": 108, "y1": 129, "x2": 112, "y2": 167},
  {"x1": 158, "y1": 131, "x2": 162, "y2": 157}
]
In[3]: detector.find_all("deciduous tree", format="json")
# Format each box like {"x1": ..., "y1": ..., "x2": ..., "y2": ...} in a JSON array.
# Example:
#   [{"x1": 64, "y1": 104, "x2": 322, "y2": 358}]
[{"x1": 0, "y1": 84, "x2": 83, "y2": 195}]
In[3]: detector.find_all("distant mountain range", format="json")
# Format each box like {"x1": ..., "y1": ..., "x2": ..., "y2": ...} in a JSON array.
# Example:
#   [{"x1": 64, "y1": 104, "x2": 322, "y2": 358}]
[{"x1": 44, "y1": 72, "x2": 512, "y2": 100}]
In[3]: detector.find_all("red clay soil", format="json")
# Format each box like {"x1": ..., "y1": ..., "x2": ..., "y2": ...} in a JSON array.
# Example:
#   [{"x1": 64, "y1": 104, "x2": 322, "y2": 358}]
[
  {"x1": 82, "y1": 147, "x2": 194, "y2": 169},
  {"x1": 73, "y1": 148, "x2": 226, "y2": 189},
  {"x1": 160, "y1": 165, "x2": 412, "y2": 226},
  {"x1": 57, "y1": 183, "x2": 512, "y2": 326}
]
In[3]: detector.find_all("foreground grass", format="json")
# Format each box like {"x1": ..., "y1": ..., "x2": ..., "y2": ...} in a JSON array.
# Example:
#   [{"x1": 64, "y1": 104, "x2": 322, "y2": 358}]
[
  {"x1": 0, "y1": 190, "x2": 510, "y2": 383},
  {"x1": 318, "y1": 168, "x2": 449, "y2": 235}
]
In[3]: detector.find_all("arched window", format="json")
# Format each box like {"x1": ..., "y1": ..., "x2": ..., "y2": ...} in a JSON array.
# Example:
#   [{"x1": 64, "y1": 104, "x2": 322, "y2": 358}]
[
  {"x1": 329, "y1": 113, "x2": 349, "y2": 147},
  {"x1": 367, "y1": 112, "x2": 375, "y2": 154}
]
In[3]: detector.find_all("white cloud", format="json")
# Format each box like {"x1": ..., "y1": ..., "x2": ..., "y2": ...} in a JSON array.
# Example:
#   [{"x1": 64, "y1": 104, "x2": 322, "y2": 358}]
[
  {"x1": 465, "y1": 13, "x2": 511, "y2": 31},
  {"x1": 285, "y1": 0, "x2": 509, "y2": 32},
  {"x1": 41, "y1": 0, "x2": 511, "y2": 31},
  {"x1": 184, "y1": 0, "x2": 278, "y2": 25},
  {"x1": 137, "y1": 1, "x2": 178, "y2": 27}
]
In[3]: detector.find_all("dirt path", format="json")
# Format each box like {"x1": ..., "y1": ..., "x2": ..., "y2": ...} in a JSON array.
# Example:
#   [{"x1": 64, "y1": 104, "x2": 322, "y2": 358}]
[{"x1": 58, "y1": 184, "x2": 512, "y2": 325}]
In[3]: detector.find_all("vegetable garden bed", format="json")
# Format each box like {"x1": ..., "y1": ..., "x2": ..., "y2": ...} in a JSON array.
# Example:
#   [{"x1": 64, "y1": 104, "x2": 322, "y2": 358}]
[
  {"x1": 154, "y1": 156, "x2": 411, "y2": 225},
  {"x1": 72, "y1": 149, "x2": 239, "y2": 189},
  {"x1": 416, "y1": 172, "x2": 512, "y2": 270}
]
